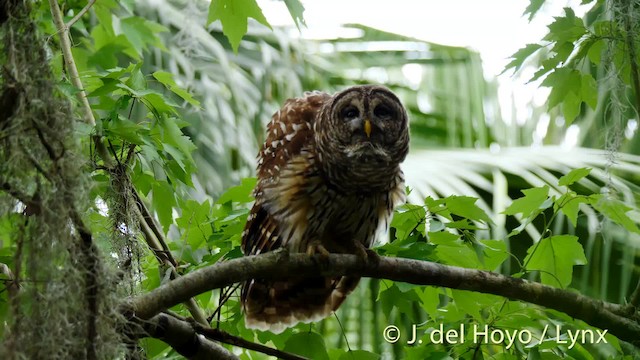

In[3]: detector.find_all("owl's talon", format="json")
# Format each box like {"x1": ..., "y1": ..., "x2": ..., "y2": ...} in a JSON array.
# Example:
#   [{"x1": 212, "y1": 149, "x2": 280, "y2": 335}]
[
  {"x1": 365, "y1": 248, "x2": 381, "y2": 264},
  {"x1": 307, "y1": 241, "x2": 330, "y2": 262},
  {"x1": 275, "y1": 247, "x2": 290, "y2": 259},
  {"x1": 355, "y1": 244, "x2": 380, "y2": 264}
]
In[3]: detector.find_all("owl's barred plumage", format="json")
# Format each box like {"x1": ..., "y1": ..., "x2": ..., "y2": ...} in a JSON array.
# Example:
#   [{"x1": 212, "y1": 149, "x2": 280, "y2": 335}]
[{"x1": 241, "y1": 85, "x2": 409, "y2": 333}]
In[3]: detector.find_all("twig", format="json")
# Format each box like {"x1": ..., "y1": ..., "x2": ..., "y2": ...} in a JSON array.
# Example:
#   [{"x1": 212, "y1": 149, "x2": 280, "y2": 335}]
[
  {"x1": 195, "y1": 326, "x2": 308, "y2": 360},
  {"x1": 131, "y1": 188, "x2": 176, "y2": 267},
  {"x1": 65, "y1": 0, "x2": 97, "y2": 29},
  {"x1": 48, "y1": 0, "x2": 94, "y2": 127},
  {"x1": 124, "y1": 144, "x2": 137, "y2": 165},
  {"x1": 129, "y1": 251, "x2": 640, "y2": 346}
]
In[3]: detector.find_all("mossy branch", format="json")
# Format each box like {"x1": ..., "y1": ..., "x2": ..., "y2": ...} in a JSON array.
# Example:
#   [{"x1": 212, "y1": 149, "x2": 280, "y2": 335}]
[{"x1": 129, "y1": 251, "x2": 640, "y2": 346}]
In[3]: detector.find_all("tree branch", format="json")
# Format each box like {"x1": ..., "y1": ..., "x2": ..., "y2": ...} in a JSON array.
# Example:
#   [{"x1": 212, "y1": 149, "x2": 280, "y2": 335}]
[
  {"x1": 48, "y1": 0, "x2": 115, "y2": 170},
  {"x1": 138, "y1": 313, "x2": 239, "y2": 360},
  {"x1": 131, "y1": 188, "x2": 177, "y2": 267},
  {"x1": 65, "y1": 0, "x2": 97, "y2": 29},
  {"x1": 129, "y1": 251, "x2": 640, "y2": 346},
  {"x1": 47, "y1": 0, "x2": 94, "y2": 127},
  {"x1": 142, "y1": 311, "x2": 307, "y2": 359}
]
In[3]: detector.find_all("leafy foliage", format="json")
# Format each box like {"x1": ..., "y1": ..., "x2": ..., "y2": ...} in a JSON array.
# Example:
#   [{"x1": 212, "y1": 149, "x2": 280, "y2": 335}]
[{"x1": 507, "y1": 1, "x2": 640, "y2": 155}]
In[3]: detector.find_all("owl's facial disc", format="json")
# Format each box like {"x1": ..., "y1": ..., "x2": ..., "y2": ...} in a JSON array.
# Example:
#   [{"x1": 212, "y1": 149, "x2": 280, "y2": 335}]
[
  {"x1": 321, "y1": 85, "x2": 408, "y2": 171},
  {"x1": 337, "y1": 101, "x2": 383, "y2": 146}
]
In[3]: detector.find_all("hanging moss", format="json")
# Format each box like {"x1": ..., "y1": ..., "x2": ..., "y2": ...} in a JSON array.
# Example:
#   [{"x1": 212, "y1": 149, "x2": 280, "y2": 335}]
[{"x1": 0, "y1": 1, "x2": 124, "y2": 359}]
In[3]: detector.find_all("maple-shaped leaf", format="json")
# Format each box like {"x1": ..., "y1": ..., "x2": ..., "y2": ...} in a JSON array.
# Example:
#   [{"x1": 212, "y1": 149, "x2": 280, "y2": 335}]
[{"x1": 207, "y1": 0, "x2": 271, "y2": 52}]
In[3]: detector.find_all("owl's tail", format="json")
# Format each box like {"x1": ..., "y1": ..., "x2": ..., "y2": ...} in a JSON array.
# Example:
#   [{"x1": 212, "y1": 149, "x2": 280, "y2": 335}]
[{"x1": 241, "y1": 275, "x2": 360, "y2": 333}]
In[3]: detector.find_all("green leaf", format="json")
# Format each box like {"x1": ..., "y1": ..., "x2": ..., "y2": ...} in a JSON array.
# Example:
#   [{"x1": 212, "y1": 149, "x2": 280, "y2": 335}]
[
  {"x1": 479, "y1": 239, "x2": 509, "y2": 270},
  {"x1": 153, "y1": 117, "x2": 196, "y2": 170},
  {"x1": 591, "y1": 195, "x2": 640, "y2": 234},
  {"x1": 152, "y1": 181, "x2": 176, "y2": 233},
  {"x1": 126, "y1": 63, "x2": 147, "y2": 92},
  {"x1": 88, "y1": 41, "x2": 129, "y2": 69},
  {"x1": 451, "y1": 290, "x2": 500, "y2": 320},
  {"x1": 176, "y1": 200, "x2": 213, "y2": 249},
  {"x1": 428, "y1": 231, "x2": 460, "y2": 245},
  {"x1": 523, "y1": 0, "x2": 545, "y2": 21},
  {"x1": 216, "y1": 177, "x2": 257, "y2": 205},
  {"x1": 581, "y1": 73, "x2": 598, "y2": 109},
  {"x1": 433, "y1": 236, "x2": 481, "y2": 268},
  {"x1": 120, "y1": 17, "x2": 167, "y2": 56},
  {"x1": 102, "y1": 115, "x2": 145, "y2": 145},
  {"x1": 524, "y1": 235, "x2": 587, "y2": 287},
  {"x1": 141, "y1": 93, "x2": 178, "y2": 115},
  {"x1": 90, "y1": 78, "x2": 121, "y2": 97},
  {"x1": 542, "y1": 68, "x2": 582, "y2": 109},
  {"x1": 416, "y1": 287, "x2": 440, "y2": 315},
  {"x1": 445, "y1": 196, "x2": 492, "y2": 224},
  {"x1": 283, "y1": 332, "x2": 329, "y2": 360},
  {"x1": 152, "y1": 71, "x2": 201, "y2": 107},
  {"x1": 283, "y1": 0, "x2": 306, "y2": 30},
  {"x1": 558, "y1": 168, "x2": 591, "y2": 186},
  {"x1": 378, "y1": 281, "x2": 421, "y2": 315},
  {"x1": 425, "y1": 196, "x2": 451, "y2": 220},
  {"x1": 593, "y1": 20, "x2": 618, "y2": 37},
  {"x1": 395, "y1": 242, "x2": 435, "y2": 260},
  {"x1": 444, "y1": 219, "x2": 484, "y2": 230},
  {"x1": 391, "y1": 204, "x2": 427, "y2": 240},
  {"x1": 503, "y1": 44, "x2": 542, "y2": 74},
  {"x1": 587, "y1": 38, "x2": 605, "y2": 65},
  {"x1": 503, "y1": 186, "x2": 550, "y2": 218},
  {"x1": 544, "y1": 8, "x2": 586, "y2": 43},
  {"x1": 555, "y1": 192, "x2": 588, "y2": 227},
  {"x1": 207, "y1": 0, "x2": 272, "y2": 52},
  {"x1": 562, "y1": 91, "x2": 581, "y2": 124},
  {"x1": 529, "y1": 42, "x2": 574, "y2": 82}
]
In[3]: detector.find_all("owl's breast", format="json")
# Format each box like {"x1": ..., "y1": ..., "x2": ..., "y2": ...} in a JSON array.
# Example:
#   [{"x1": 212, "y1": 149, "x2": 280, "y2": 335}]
[{"x1": 261, "y1": 151, "x2": 405, "y2": 254}]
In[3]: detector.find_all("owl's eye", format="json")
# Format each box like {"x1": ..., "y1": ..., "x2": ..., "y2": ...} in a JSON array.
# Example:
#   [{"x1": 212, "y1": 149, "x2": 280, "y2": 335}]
[
  {"x1": 341, "y1": 106, "x2": 359, "y2": 119},
  {"x1": 374, "y1": 105, "x2": 393, "y2": 118}
]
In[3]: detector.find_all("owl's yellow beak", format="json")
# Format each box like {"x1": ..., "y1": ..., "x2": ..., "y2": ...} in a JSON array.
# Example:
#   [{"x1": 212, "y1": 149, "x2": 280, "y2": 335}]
[{"x1": 364, "y1": 119, "x2": 372, "y2": 138}]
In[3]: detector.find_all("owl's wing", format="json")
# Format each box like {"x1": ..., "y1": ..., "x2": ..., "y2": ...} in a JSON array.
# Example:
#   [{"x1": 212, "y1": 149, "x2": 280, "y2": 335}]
[{"x1": 242, "y1": 91, "x2": 331, "y2": 256}]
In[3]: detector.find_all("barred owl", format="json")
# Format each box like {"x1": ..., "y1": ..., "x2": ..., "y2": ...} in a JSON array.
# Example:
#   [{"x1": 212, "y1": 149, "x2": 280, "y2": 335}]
[{"x1": 241, "y1": 85, "x2": 409, "y2": 333}]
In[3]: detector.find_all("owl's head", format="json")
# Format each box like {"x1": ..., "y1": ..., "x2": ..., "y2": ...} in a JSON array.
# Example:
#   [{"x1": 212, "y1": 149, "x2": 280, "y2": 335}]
[{"x1": 315, "y1": 85, "x2": 409, "y2": 192}]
